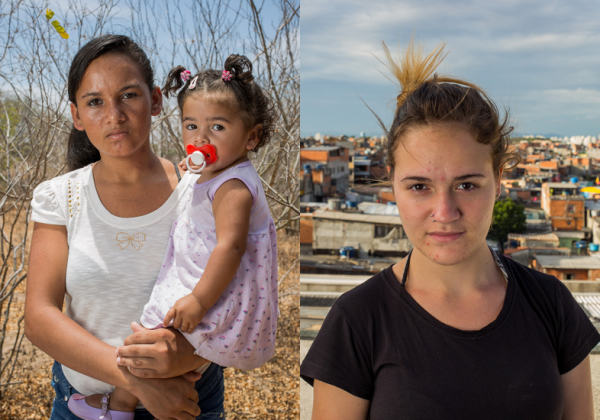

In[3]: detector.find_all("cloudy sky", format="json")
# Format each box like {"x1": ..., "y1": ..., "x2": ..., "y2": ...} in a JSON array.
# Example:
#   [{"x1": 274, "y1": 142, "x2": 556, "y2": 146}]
[{"x1": 301, "y1": 0, "x2": 600, "y2": 138}]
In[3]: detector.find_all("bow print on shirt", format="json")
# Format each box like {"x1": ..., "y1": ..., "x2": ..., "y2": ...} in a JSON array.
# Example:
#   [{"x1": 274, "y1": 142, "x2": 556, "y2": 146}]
[{"x1": 116, "y1": 232, "x2": 147, "y2": 250}]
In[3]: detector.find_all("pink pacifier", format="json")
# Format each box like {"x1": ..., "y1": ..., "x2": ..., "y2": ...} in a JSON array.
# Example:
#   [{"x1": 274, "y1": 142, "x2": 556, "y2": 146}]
[{"x1": 186, "y1": 144, "x2": 217, "y2": 173}]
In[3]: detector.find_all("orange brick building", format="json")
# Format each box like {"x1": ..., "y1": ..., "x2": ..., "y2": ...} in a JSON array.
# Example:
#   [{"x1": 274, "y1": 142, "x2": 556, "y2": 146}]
[
  {"x1": 541, "y1": 182, "x2": 585, "y2": 230},
  {"x1": 300, "y1": 146, "x2": 350, "y2": 201},
  {"x1": 300, "y1": 214, "x2": 313, "y2": 244}
]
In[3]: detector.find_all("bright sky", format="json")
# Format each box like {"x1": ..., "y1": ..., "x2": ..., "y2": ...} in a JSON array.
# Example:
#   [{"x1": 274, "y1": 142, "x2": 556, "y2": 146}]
[{"x1": 301, "y1": 0, "x2": 600, "y2": 138}]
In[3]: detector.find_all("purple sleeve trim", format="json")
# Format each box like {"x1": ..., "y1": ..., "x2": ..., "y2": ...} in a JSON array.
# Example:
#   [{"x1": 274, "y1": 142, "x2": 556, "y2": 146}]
[{"x1": 209, "y1": 175, "x2": 256, "y2": 205}]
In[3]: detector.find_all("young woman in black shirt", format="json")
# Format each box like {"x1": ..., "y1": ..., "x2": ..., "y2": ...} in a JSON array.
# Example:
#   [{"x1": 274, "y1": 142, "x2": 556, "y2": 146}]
[{"x1": 300, "y1": 40, "x2": 600, "y2": 420}]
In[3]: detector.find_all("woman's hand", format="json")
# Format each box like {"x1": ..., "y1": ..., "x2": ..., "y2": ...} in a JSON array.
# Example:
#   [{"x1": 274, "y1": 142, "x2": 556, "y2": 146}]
[
  {"x1": 131, "y1": 374, "x2": 201, "y2": 420},
  {"x1": 117, "y1": 322, "x2": 206, "y2": 378}
]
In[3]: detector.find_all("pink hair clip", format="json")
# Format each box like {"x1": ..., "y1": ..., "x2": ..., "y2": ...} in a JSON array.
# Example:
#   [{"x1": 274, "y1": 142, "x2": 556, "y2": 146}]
[
  {"x1": 180, "y1": 70, "x2": 192, "y2": 82},
  {"x1": 222, "y1": 70, "x2": 232, "y2": 82}
]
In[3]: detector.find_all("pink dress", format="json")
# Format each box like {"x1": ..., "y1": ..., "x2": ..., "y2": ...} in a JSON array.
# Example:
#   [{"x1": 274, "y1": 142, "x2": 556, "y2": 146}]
[{"x1": 141, "y1": 161, "x2": 278, "y2": 370}]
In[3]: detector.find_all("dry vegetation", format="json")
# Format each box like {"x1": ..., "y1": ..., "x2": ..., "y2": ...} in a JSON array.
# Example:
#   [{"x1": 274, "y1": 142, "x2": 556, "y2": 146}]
[
  {"x1": 0, "y1": 229, "x2": 299, "y2": 419},
  {"x1": 0, "y1": 0, "x2": 299, "y2": 417}
]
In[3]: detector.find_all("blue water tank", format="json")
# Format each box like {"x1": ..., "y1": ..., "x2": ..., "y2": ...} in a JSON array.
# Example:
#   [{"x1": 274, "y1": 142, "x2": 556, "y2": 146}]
[
  {"x1": 339, "y1": 246, "x2": 356, "y2": 258},
  {"x1": 303, "y1": 164, "x2": 312, "y2": 173},
  {"x1": 570, "y1": 177, "x2": 579, "y2": 184},
  {"x1": 590, "y1": 243, "x2": 599, "y2": 252},
  {"x1": 575, "y1": 240, "x2": 588, "y2": 249},
  {"x1": 387, "y1": 201, "x2": 396, "y2": 206},
  {"x1": 345, "y1": 201, "x2": 357, "y2": 208}
]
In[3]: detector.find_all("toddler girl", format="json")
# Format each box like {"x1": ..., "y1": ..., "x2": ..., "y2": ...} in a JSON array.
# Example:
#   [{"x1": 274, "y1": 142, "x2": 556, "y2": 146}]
[{"x1": 68, "y1": 54, "x2": 278, "y2": 419}]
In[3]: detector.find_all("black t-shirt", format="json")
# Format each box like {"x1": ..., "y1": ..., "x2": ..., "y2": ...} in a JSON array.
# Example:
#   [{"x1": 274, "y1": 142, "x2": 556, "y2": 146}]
[{"x1": 300, "y1": 255, "x2": 600, "y2": 420}]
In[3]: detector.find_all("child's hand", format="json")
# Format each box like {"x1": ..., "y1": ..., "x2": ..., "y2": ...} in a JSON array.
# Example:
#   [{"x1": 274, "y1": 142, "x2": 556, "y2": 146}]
[
  {"x1": 178, "y1": 158, "x2": 187, "y2": 172},
  {"x1": 163, "y1": 295, "x2": 207, "y2": 333}
]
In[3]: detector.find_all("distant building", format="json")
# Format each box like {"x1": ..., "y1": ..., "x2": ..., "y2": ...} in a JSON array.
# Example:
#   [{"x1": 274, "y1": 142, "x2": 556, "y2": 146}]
[
  {"x1": 300, "y1": 165, "x2": 314, "y2": 202},
  {"x1": 507, "y1": 233, "x2": 559, "y2": 249},
  {"x1": 301, "y1": 146, "x2": 350, "y2": 201},
  {"x1": 541, "y1": 182, "x2": 585, "y2": 230},
  {"x1": 311, "y1": 210, "x2": 412, "y2": 258},
  {"x1": 534, "y1": 255, "x2": 600, "y2": 280},
  {"x1": 300, "y1": 213, "x2": 314, "y2": 255},
  {"x1": 353, "y1": 156, "x2": 372, "y2": 183}
]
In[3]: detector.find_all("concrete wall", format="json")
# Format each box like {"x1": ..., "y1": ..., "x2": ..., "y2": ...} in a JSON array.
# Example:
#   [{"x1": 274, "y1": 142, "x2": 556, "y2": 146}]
[{"x1": 313, "y1": 219, "x2": 410, "y2": 256}]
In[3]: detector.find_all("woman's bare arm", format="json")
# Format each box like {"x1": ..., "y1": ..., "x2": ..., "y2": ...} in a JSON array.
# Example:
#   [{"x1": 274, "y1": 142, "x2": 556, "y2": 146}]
[
  {"x1": 25, "y1": 223, "x2": 201, "y2": 419},
  {"x1": 312, "y1": 380, "x2": 370, "y2": 420},
  {"x1": 561, "y1": 355, "x2": 594, "y2": 420}
]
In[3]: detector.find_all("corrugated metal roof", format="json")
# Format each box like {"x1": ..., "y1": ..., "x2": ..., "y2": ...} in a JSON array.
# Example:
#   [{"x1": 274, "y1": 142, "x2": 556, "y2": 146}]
[
  {"x1": 507, "y1": 233, "x2": 559, "y2": 241},
  {"x1": 535, "y1": 255, "x2": 600, "y2": 269},
  {"x1": 573, "y1": 294, "x2": 600, "y2": 319},
  {"x1": 554, "y1": 231, "x2": 586, "y2": 239},
  {"x1": 313, "y1": 210, "x2": 403, "y2": 225}
]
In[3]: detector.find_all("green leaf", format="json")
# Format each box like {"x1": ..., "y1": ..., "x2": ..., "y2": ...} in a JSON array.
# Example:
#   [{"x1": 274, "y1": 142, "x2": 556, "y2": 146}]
[{"x1": 45, "y1": 9, "x2": 54, "y2": 20}]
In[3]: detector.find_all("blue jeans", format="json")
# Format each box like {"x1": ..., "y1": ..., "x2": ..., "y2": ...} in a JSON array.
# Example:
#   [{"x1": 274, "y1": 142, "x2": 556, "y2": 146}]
[{"x1": 49, "y1": 361, "x2": 225, "y2": 419}]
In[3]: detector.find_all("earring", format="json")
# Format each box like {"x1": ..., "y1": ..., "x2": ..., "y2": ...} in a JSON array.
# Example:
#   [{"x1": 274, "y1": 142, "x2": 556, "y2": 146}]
[{"x1": 431, "y1": 213, "x2": 436, "y2": 223}]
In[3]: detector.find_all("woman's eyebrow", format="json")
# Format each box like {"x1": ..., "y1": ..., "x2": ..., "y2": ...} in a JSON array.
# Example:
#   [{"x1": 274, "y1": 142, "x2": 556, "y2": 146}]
[
  {"x1": 79, "y1": 84, "x2": 142, "y2": 99},
  {"x1": 400, "y1": 173, "x2": 486, "y2": 182},
  {"x1": 80, "y1": 91, "x2": 100, "y2": 99},
  {"x1": 120, "y1": 83, "x2": 142, "y2": 91}
]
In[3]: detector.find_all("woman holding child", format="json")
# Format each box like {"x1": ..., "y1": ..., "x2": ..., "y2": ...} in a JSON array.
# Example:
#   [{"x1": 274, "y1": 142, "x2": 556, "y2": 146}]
[{"x1": 25, "y1": 33, "x2": 279, "y2": 420}]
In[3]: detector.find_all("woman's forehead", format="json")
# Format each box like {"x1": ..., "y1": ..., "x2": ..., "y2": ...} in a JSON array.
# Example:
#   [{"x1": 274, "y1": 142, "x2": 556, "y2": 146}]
[
  {"x1": 393, "y1": 123, "x2": 494, "y2": 177},
  {"x1": 79, "y1": 53, "x2": 145, "y2": 92}
]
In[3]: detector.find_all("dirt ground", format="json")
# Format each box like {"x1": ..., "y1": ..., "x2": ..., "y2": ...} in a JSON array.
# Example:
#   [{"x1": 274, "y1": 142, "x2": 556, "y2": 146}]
[{"x1": 0, "y1": 233, "x2": 299, "y2": 419}]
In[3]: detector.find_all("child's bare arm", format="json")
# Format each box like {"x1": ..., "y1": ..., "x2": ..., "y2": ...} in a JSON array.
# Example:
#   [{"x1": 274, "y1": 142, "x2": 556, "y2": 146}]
[{"x1": 163, "y1": 179, "x2": 252, "y2": 332}]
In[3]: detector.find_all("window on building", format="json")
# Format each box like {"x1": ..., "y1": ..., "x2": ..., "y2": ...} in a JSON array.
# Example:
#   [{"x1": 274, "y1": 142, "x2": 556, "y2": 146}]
[
  {"x1": 567, "y1": 205, "x2": 576, "y2": 214},
  {"x1": 374, "y1": 225, "x2": 394, "y2": 238},
  {"x1": 565, "y1": 273, "x2": 575, "y2": 280}
]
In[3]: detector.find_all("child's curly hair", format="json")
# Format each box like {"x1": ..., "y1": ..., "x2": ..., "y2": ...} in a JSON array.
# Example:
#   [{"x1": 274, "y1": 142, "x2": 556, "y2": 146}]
[{"x1": 162, "y1": 54, "x2": 276, "y2": 152}]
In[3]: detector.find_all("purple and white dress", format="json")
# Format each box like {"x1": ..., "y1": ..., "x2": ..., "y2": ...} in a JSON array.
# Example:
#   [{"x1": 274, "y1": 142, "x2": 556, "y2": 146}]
[{"x1": 141, "y1": 160, "x2": 278, "y2": 370}]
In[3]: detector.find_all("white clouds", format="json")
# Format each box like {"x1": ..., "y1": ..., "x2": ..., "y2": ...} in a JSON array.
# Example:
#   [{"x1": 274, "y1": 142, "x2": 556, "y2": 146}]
[
  {"x1": 301, "y1": 0, "x2": 600, "y2": 135},
  {"x1": 302, "y1": 0, "x2": 600, "y2": 84}
]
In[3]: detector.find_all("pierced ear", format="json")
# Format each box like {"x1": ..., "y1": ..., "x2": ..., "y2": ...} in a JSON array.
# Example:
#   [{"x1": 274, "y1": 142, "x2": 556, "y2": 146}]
[
  {"x1": 246, "y1": 123, "x2": 262, "y2": 150},
  {"x1": 70, "y1": 103, "x2": 85, "y2": 131},
  {"x1": 151, "y1": 86, "x2": 163, "y2": 116}
]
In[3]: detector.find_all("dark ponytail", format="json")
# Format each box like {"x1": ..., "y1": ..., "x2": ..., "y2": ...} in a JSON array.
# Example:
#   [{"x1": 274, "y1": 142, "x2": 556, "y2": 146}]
[
  {"x1": 224, "y1": 54, "x2": 254, "y2": 83},
  {"x1": 161, "y1": 54, "x2": 276, "y2": 153},
  {"x1": 162, "y1": 66, "x2": 188, "y2": 99},
  {"x1": 67, "y1": 34, "x2": 155, "y2": 171},
  {"x1": 67, "y1": 130, "x2": 100, "y2": 172}
]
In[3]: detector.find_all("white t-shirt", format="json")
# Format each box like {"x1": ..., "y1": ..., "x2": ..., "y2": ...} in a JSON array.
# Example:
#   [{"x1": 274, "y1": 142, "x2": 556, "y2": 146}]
[{"x1": 31, "y1": 164, "x2": 199, "y2": 395}]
